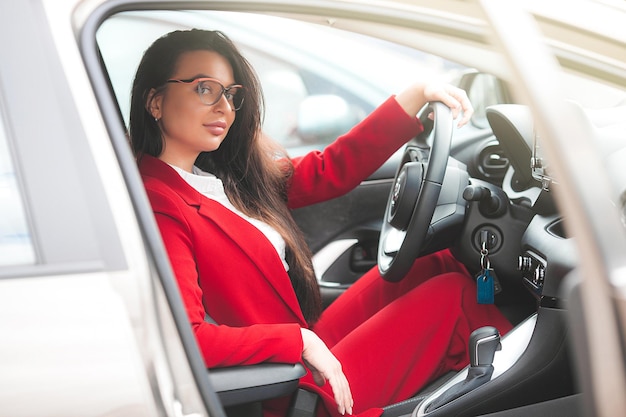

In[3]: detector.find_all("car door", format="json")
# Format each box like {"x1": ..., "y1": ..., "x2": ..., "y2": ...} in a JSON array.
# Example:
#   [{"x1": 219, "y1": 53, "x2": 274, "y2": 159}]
[{"x1": 0, "y1": 2, "x2": 214, "y2": 415}]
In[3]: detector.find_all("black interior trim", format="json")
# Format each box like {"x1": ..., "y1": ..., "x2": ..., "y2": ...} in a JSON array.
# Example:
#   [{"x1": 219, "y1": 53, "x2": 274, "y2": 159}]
[
  {"x1": 477, "y1": 393, "x2": 582, "y2": 417},
  {"x1": 423, "y1": 306, "x2": 575, "y2": 417},
  {"x1": 210, "y1": 363, "x2": 306, "y2": 407}
]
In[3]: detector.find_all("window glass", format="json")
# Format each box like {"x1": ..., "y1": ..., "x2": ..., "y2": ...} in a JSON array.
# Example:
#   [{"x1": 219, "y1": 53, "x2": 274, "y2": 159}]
[
  {"x1": 0, "y1": 110, "x2": 35, "y2": 266},
  {"x1": 98, "y1": 11, "x2": 466, "y2": 155}
]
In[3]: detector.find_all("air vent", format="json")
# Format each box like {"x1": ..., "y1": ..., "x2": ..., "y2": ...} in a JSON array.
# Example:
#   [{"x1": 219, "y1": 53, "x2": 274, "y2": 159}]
[{"x1": 477, "y1": 141, "x2": 509, "y2": 182}]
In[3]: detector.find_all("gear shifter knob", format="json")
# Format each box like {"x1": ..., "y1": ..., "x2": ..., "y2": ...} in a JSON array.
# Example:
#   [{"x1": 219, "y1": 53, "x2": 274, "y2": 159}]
[
  {"x1": 425, "y1": 326, "x2": 502, "y2": 412},
  {"x1": 469, "y1": 326, "x2": 501, "y2": 367}
]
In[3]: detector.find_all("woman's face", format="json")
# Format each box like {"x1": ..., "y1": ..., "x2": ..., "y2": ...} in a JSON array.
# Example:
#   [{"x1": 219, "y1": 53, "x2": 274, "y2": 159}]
[{"x1": 149, "y1": 50, "x2": 237, "y2": 171}]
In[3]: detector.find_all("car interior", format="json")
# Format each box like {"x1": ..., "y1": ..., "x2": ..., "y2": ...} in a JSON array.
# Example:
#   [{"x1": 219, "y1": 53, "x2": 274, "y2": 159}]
[{"x1": 84, "y1": 5, "x2": 626, "y2": 417}]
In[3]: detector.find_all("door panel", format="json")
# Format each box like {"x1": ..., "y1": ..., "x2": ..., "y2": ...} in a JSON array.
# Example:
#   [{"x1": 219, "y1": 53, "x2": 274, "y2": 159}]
[{"x1": 292, "y1": 175, "x2": 392, "y2": 307}]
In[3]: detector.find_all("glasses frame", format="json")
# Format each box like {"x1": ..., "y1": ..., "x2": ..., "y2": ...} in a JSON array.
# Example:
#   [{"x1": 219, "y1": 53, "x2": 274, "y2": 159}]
[{"x1": 166, "y1": 77, "x2": 245, "y2": 111}]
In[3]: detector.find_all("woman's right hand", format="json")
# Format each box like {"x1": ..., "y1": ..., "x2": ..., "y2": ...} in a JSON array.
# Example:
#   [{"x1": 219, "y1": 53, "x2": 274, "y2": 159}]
[
  {"x1": 395, "y1": 81, "x2": 474, "y2": 128},
  {"x1": 300, "y1": 328, "x2": 353, "y2": 415}
]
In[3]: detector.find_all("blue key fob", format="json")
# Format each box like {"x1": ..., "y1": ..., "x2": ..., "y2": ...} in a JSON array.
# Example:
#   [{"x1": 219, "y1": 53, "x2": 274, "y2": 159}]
[{"x1": 477, "y1": 268, "x2": 495, "y2": 304}]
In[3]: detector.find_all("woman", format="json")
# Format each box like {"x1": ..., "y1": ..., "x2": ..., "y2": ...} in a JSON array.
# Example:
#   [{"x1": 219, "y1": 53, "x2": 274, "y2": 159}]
[{"x1": 129, "y1": 29, "x2": 512, "y2": 417}]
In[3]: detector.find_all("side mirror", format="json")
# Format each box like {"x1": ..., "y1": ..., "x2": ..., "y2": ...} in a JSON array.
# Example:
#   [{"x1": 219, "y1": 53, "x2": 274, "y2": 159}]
[
  {"x1": 456, "y1": 70, "x2": 513, "y2": 129},
  {"x1": 296, "y1": 94, "x2": 363, "y2": 144}
]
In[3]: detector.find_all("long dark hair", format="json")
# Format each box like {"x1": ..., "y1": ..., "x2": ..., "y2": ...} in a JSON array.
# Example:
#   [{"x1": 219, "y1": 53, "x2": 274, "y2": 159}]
[{"x1": 129, "y1": 29, "x2": 322, "y2": 323}]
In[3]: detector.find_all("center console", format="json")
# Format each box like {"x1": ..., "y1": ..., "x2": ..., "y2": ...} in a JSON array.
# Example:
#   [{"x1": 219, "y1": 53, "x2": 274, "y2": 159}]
[
  {"x1": 414, "y1": 314, "x2": 536, "y2": 416},
  {"x1": 389, "y1": 212, "x2": 578, "y2": 417}
]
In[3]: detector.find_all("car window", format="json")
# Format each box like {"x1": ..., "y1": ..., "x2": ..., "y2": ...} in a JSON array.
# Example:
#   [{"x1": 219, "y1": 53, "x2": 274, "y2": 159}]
[
  {"x1": 97, "y1": 10, "x2": 467, "y2": 156},
  {"x1": 0, "y1": 106, "x2": 35, "y2": 266}
]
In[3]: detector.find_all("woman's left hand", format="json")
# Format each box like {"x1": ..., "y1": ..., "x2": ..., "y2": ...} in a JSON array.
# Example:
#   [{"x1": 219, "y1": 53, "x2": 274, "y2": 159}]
[{"x1": 301, "y1": 328, "x2": 353, "y2": 415}]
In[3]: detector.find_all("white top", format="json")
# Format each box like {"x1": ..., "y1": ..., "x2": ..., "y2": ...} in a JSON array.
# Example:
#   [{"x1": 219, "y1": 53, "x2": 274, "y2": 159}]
[{"x1": 170, "y1": 164, "x2": 289, "y2": 271}]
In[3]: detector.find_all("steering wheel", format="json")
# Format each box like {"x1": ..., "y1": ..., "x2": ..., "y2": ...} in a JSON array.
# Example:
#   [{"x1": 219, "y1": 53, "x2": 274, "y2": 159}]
[{"x1": 378, "y1": 102, "x2": 454, "y2": 282}]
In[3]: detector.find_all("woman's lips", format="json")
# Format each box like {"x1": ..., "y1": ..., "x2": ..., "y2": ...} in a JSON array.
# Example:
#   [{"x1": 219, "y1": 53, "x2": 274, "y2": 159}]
[{"x1": 204, "y1": 121, "x2": 227, "y2": 136}]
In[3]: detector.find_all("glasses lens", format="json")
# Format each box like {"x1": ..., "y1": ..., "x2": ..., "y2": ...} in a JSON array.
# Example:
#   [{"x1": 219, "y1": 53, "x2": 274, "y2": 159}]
[
  {"x1": 226, "y1": 86, "x2": 244, "y2": 111},
  {"x1": 197, "y1": 79, "x2": 222, "y2": 106},
  {"x1": 197, "y1": 80, "x2": 244, "y2": 111}
]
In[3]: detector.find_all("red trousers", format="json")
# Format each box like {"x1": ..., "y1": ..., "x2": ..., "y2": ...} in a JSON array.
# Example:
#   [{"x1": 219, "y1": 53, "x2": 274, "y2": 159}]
[{"x1": 304, "y1": 249, "x2": 513, "y2": 415}]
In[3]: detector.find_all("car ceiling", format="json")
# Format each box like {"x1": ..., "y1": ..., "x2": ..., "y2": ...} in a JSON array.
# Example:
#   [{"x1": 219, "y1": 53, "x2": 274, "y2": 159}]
[
  {"x1": 267, "y1": 0, "x2": 625, "y2": 89},
  {"x1": 72, "y1": 0, "x2": 624, "y2": 92}
]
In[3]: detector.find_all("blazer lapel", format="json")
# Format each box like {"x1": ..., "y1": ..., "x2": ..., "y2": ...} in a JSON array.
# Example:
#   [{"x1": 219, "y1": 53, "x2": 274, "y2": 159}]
[
  {"x1": 197, "y1": 200, "x2": 304, "y2": 317},
  {"x1": 140, "y1": 155, "x2": 305, "y2": 323}
]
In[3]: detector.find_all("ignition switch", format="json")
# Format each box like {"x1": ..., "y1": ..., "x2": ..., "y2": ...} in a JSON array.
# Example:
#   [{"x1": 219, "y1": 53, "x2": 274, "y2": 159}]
[
  {"x1": 473, "y1": 226, "x2": 502, "y2": 253},
  {"x1": 480, "y1": 229, "x2": 497, "y2": 250}
]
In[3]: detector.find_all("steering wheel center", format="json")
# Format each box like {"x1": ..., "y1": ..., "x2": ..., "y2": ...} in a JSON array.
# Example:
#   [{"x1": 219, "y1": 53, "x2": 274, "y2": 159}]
[{"x1": 388, "y1": 162, "x2": 424, "y2": 230}]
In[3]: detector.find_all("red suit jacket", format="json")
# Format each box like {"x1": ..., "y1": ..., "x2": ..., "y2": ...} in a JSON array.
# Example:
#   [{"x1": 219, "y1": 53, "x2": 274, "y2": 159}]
[{"x1": 140, "y1": 97, "x2": 423, "y2": 415}]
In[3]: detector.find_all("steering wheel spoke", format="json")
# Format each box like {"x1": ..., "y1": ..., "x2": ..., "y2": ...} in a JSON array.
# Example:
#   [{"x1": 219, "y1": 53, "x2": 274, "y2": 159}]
[{"x1": 381, "y1": 227, "x2": 406, "y2": 256}]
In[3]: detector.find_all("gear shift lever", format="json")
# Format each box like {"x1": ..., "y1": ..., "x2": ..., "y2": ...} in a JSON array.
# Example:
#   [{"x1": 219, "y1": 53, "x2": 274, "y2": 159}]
[
  {"x1": 426, "y1": 326, "x2": 501, "y2": 412},
  {"x1": 470, "y1": 326, "x2": 501, "y2": 367}
]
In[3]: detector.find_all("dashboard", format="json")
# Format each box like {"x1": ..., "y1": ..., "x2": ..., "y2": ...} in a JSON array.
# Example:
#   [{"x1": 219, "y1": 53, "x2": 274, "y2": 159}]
[{"x1": 480, "y1": 102, "x2": 626, "y2": 306}]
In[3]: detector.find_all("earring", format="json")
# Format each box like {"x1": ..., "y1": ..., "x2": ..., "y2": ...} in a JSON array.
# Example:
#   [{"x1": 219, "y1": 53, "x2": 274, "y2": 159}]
[{"x1": 154, "y1": 117, "x2": 159, "y2": 122}]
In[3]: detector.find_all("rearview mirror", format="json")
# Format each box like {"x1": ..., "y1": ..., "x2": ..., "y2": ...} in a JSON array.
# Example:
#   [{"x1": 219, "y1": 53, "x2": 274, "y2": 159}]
[{"x1": 457, "y1": 70, "x2": 513, "y2": 129}]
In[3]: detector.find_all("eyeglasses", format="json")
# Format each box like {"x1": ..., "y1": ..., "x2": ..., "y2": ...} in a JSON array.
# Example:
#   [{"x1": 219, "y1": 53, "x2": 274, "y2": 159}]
[{"x1": 166, "y1": 77, "x2": 245, "y2": 111}]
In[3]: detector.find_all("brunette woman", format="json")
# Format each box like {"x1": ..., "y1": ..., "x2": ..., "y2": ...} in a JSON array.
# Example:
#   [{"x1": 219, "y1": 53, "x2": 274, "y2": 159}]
[{"x1": 130, "y1": 29, "x2": 512, "y2": 417}]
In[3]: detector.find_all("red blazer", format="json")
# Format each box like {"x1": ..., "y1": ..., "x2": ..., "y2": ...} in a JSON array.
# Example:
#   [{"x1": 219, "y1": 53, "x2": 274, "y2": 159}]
[{"x1": 139, "y1": 97, "x2": 422, "y2": 368}]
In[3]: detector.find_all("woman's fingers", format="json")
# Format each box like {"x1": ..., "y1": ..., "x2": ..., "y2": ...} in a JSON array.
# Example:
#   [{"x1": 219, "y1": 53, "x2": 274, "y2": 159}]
[
  {"x1": 319, "y1": 362, "x2": 352, "y2": 415},
  {"x1": 329, "y1": 370, "x2": 353, "y2": 415},
  {"x1": 424, "y1": 83, "x2": 474, "y2": 127},
  {"x1": 447, "y1": 86, "x2": 473, "y2": 127},
  {"x1": 301, "y1": 329, "x2": 354, "y2": 415}
]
